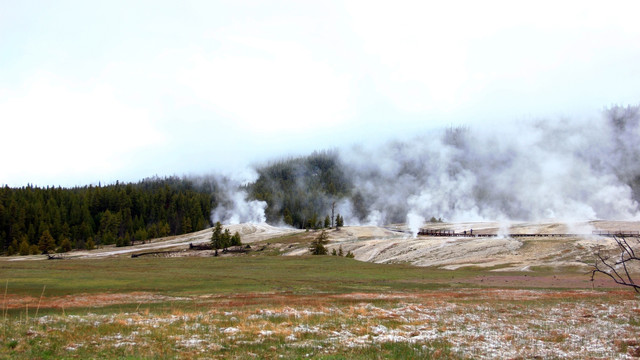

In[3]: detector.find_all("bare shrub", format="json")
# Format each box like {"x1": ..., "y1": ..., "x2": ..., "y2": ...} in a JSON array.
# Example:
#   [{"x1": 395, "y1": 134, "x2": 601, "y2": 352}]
[{"x1": 591, "y1": 235, "x2": 640, "y2": 292}]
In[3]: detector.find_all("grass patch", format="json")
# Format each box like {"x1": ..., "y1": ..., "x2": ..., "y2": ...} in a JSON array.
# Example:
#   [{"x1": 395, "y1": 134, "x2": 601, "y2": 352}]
[
  {"x1": 0, "y1": 256, "x2": 472, "y2": 298},
  {"x1": 256, "y1": 231, "x2": 313, "y2": 245}
]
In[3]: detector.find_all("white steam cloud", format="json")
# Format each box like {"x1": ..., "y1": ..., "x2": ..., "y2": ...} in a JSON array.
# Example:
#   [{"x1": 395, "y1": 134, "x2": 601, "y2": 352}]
[
  {"x1": 211, "y1": 105, "x2": 640, "y2": 230},
  {"x1": 211, "y1": 191, "x2": 267, "y2": 225},
  {"x1": 210, "y1": 175, "x2": 267, "y2": 225},
  {"x1": 339, "y1": 106, "x2": 640, "y2": 228}
]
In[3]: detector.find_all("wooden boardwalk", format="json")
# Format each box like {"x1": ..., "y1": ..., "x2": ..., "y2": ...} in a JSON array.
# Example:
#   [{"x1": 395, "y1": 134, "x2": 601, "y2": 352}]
[{"x1": 417, "y1": 229, "x2": 640, "y2": 238}]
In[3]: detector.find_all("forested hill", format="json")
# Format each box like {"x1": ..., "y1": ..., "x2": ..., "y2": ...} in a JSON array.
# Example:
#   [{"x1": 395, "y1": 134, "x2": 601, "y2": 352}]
[
  {"x1": 1, "y1": 151, "x2": 359, "y2": 256},
  {"x1": 247, "y1": 151, "x2": 359, "y2": 229},
  {"x1": 0, "y1": 177, "x2": 215, "y2": 255}
]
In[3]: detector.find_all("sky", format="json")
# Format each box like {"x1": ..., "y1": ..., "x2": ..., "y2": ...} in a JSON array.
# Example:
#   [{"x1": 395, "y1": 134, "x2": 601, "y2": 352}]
[{"x1": 1, "y1": 0, "x2": 639, "y2": 187}]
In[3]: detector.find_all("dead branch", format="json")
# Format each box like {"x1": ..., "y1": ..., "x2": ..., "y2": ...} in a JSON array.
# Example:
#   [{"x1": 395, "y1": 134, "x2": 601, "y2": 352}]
[{"x1": 591, "y1": 235, "x2": 640, "y2": 293}]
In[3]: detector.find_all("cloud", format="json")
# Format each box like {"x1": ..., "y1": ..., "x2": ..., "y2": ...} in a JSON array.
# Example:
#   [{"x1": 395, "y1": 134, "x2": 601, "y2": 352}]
[
  {"x1": 344, "y1": 0, "x2": 640, "y2": 117},
  {"x1": 2, "y1": 1, "x2": 639, "y2": 188},
  {"x1": 168, "y1": 36, "x2": 354, "y2": 136},
  {"x1": 0, "y1": 72, "x2": 164, "y2": 186}
]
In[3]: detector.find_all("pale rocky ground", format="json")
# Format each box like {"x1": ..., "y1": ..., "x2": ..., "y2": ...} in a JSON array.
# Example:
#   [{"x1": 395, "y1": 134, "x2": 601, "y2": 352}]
[
  {"x1": 4, "y1": 223, "x2": 299, "y2": 261},
  {"x1": 285, "y1": 220, "x2": 640, "y2": 271},
  {"x1": 5, "y1": 220, "x2": 639, "y2": 272}
]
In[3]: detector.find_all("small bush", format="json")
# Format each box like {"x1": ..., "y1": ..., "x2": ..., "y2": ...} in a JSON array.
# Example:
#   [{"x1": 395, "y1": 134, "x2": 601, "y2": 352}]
[
  {"x1": 58, "y1": 238, "x2": 72, "y2": 253},
  {"x1": 29, "y1": 244, "x2": 40, "y2": 255}
]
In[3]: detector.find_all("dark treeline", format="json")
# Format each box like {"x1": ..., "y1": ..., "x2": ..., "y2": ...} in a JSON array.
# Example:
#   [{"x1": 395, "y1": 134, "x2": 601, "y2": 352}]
[
  {"x1": 0, "y1": 150, "x2": 360, "y2": 256},
  {"x1": 0, "y1": 177, "x2": 215, "y2": 255},
  {"x1": 248, "y1": 151, "x2": 355, "y2": 229}
]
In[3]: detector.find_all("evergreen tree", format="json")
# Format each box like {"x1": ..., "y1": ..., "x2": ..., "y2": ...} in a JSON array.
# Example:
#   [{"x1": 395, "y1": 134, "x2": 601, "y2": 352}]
[
  {"x1": 58, "y1": 237, "x2": 72, "y2": 253},
  {"x1": 211, "y1": 222, "x2": 224, "y2": 256},
  {"x1": 7, "y1": 239, "x2": 17, "y2": 256},
  {"x1": 324, "y1": 215, "x2": 330, "y2": 228},
  {"x1": 134, "y1": 228, "x2": 148, "y2": 244},
  {"x1": 38, "y1": 229, "x2": 56, "y2": 254},
  {"x1": 86, "y1": 237, "x2": 95, "y2": 250},
  {"x1": 182, "y1": 216, "x2": 192, "y2": 234},
  {"x1": 283, "y1": 208, "x2": 293, "y2": 226},
  {"x1": 29, "y1": 244, "x2": 40, "y2": 255},
  {"x1": 19, "y1": 238, "x2": 30, "y2": 256},
  {"x1": 222, "y1": 229, "x2": 232, "y2": 250},
  {"x1": 231, "y1": 231, "x2": 242, "y2": 247},
  {"x1": 309, "y1": 230, "x2": 329, "y2": 255}
]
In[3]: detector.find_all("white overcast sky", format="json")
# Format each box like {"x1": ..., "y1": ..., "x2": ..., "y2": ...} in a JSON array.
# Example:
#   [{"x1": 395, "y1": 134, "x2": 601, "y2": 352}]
[{"x1": 1, "y1": 0, "x2": 639, "y2": 187}]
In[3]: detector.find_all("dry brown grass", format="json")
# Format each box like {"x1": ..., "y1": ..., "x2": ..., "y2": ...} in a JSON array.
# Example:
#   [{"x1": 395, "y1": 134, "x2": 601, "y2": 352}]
[{"x1": 2, "y1": 288, "x2": 638, "y2": 359}]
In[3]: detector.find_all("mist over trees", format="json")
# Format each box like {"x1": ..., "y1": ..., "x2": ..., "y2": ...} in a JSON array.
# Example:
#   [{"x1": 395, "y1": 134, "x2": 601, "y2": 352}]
[
  {"x1": 243, "y1": 104, "x2": 640, "y2": 227},
  {"x1": 247, "y1": 151, "x2": 354, "y2": 229}
]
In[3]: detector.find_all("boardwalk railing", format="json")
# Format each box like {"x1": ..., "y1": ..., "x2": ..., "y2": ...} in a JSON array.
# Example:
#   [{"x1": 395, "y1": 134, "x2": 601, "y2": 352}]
[
  {"x1": 591, "y1": 230, "x2": 640, "y2": 237},
  {"x1": 417, "y1": 229, "x2": 640, "y2": 238}
]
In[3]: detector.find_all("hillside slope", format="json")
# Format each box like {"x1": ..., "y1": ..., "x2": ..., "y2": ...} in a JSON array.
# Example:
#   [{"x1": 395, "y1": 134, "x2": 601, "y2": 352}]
[{"x1": 4, "y1": 220, "x2": 638, "y2": 273}]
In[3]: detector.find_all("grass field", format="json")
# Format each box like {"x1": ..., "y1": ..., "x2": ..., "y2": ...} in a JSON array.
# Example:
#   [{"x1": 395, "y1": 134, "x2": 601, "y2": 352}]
[{"x1": 0, "y1": 254, "x2": 639, "y2": 358}]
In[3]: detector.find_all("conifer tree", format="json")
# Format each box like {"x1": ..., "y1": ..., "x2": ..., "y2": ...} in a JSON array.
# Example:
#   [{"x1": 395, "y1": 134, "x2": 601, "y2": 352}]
[
  {"x1": 59, "y1": 238, "x2": 72, "y2": 253},
  {"x1": 38, "y1": 229, "x2": 56, "y2": 254},
  {"x1": 29, "y1": 244, "x2": 40, "y2": 255},
  {"x1": 222, "y1": 229, "x2": 232, "y2": 250},
  {"x1": 231, "y1": 231, "x2": 242, "y2": 247},
  {"x1": 7, "y1": 239, "x2": 17, "y2": 256},
  {"x1": 211, "y1": 222, "x2": 224, "y2": 256},
  {"x1": 309, "y1": 230, "x2": 329, "y2": 255},
  {"x1": 86, "y1": 237, "x2": 95, "y2": 250},
  {"x1": 19, "y1": 238, "x2": 30, "y2": 256}
]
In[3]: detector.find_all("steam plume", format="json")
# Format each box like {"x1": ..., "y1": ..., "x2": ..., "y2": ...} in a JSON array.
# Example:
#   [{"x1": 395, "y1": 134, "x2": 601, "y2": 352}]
[
  {"x1": 338, "y1": 105, "x2": 640, "y2": 233},
  {"x1": 210, "y1": 176, "x2": 267, "y2": 224},
  {"x1": 215, "y1": 105, "x2": 640, "y2": 231}
]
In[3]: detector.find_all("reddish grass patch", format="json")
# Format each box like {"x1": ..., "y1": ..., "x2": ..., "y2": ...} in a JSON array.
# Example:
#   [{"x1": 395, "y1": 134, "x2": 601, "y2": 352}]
[
  {"x1": 2, "y1": 287, "x2": 636, "y2": 312},
  {"x1": 2, "y1": 292, "x2": 186, "y2": 309}
]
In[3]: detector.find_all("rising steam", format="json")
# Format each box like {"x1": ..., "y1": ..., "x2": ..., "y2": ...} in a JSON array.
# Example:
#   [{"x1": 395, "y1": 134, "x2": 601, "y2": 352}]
[
  {"x1": 214, "y1": 105, "x2": 640, "y2": 233},
  {"x1": 210, "y1": 176, "x2": 267, "y2": 225},
  {"x1": 337, "y1": 105, "x2": 640, "y2": 235}
]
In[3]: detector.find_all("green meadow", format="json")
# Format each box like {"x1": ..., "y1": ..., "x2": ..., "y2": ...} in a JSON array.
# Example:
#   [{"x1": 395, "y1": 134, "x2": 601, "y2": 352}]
[{"x1": 0, "y1": 255, "x2": 637, "y2": 359}]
